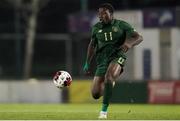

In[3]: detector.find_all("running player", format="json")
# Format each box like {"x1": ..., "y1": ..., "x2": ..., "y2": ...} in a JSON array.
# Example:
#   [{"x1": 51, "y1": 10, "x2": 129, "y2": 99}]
[{"x1": 83, "y1": 3, "x2": 143, "y2": 119}]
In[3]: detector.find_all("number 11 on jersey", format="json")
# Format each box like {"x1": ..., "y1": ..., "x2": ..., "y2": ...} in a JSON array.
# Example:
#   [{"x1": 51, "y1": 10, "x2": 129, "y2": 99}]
[{"x1": 104, "y1": 32, "x2": 112, "y2": 41}]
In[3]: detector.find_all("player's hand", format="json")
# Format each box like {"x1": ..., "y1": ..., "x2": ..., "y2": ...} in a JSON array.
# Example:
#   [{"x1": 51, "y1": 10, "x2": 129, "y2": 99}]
[{"x1": 83, "y1": 62, "x2": 90, "y2": 75}]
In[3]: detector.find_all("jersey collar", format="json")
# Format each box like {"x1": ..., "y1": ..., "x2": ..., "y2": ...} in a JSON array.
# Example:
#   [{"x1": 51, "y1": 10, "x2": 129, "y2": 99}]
[{"x1": 111, "y1": 19, "x2": 115, "y2": 25}]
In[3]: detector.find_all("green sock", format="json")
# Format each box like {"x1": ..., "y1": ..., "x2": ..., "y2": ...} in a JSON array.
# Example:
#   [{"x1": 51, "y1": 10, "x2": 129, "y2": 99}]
[{"x1": 102, "y1": 82, "x2": 113, "y2": 112}]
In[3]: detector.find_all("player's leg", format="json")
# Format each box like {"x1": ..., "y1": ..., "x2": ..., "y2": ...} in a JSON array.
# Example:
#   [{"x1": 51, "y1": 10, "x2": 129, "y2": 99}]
[
  {"x1": 91, "y1": 62, "x2": 108, "y2": 99},
  {"x1": 99, "y1": 58, "x2": 125, "y2": 119},
  {"x1": 91, "y1": 76, "x2": 104, "y2": 99},
  {"x1": 102, "y1": 62, "x2": 123, "y2": 111}
]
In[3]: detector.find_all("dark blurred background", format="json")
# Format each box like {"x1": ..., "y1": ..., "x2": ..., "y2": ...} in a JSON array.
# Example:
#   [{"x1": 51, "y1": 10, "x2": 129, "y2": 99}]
[
  {"x1": 0, "y1": 0, "x2": 180, "y2": 104},
  {"x1": 0, "y1": 0, "x2": 179, "y2": 79}
]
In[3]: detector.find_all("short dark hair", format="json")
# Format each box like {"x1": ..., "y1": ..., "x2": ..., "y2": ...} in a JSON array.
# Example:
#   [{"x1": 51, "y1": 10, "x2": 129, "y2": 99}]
[{"x1": 98, "y1": 3, "x2": 114, "y2": 14}]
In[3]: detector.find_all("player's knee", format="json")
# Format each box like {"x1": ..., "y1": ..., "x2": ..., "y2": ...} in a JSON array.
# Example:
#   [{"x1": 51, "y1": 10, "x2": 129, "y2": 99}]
[
  {"x1": 92, "y1": 93, "x2": 101, "y2": 99},
  {"x1": 105, "y1": 73, "x2": 117, "y2": 83},
  {"x1": 111, "y1": 72, "x2": 119, "y2": 80}
]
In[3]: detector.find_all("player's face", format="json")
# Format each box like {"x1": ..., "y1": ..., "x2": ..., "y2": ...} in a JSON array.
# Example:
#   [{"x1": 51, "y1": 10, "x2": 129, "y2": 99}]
[{"x1": 98, "y1": 7, "x2": 112, "y2": 24}]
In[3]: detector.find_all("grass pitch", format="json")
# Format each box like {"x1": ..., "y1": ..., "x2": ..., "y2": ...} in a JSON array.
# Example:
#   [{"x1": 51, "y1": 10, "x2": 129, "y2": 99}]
[{"x1": 0, "y1": 103, "x2": 180, "y2": 120}]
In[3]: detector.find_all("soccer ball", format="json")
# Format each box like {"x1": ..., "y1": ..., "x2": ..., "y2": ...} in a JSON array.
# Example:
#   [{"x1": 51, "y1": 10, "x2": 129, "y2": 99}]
[{"x1": 53, "y1": 70, "x2": 72, "y2": 89}]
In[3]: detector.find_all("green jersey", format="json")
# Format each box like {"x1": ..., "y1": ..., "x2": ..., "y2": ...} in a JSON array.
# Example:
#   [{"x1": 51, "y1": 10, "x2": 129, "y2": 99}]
[
  {"x1": 91, "y1": 19, "x2": 135, "y2": 55},
  {"x1": 91, "y1": 19, "x2": 135, "y2": 76}
]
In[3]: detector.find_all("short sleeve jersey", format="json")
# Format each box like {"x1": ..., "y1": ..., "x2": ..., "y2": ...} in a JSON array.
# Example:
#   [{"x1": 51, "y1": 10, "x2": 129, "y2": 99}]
[{"x1": 91, "y1": 19, "x2": 135, "y2": 54}]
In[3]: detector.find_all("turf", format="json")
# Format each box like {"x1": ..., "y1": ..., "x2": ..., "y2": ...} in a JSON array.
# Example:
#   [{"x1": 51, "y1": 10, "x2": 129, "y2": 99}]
[{"x1": 0, "y1": 104, "x2": 180, "y2": 120}]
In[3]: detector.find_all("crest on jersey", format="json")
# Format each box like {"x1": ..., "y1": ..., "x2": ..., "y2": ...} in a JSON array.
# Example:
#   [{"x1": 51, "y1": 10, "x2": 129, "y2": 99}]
[{"x1": 112, "y1": 26, "x2": 118, "y2": 32}]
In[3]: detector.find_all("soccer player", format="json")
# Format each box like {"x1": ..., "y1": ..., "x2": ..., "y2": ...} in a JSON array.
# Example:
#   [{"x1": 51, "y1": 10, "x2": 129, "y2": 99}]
[{"x1": 83, "y1": 3, "x2": 143, "y2": 119}]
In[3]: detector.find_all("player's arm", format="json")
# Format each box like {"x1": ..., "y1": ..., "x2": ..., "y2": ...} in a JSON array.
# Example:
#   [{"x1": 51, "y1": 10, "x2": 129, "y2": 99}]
[
  {"x1": 83, "y1": 26, "x2": 97, "y2": 74},
  {"x1": 83, "y1": 39, "x2": 96, "y2": 74},
  {"x1": 86, "y1": 39, "x2": 96, "y2": 64},
  {"x1": 120, "y1": 31, "x2": 143, "y2": 52}
]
